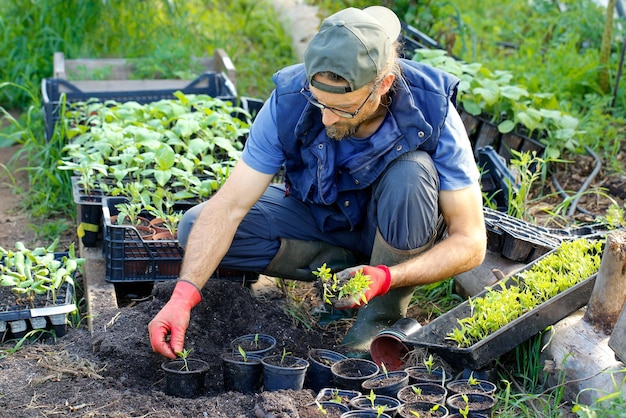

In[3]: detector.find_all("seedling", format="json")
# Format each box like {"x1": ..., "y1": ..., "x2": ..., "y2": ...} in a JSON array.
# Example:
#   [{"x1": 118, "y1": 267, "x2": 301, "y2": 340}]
[
  {"x1": 315, "y1": 401, "x2": 327, "y2": 415},
  {"x1": 329, "y1": 389, "x2": 342, "y2": 404},
  {"x1": 375, "y1": 405, "x2": 387, "y2": 417},
  {"x1": 381, "y1": 362, "x2": 389, "y2": 378},
  {"x1": 280, "y1": 347, "x2": 292, "y2": 365},
  {"x1": 237, "y1": 346, "x2": 248, "y2": 362},
  {"x1": 459, "y1": 394, "x2": 471, "y2": 418},
  {"x1": 313, "y1": 263, "x2": 372, "y2": 306},
  {"x1": 253, "y1": 333, "x2": 259, "y2": 349},
  {"x1": 411, "y1": 386, "x2": 423, "y2": 396},
  {"x1": 467, "y1": 372, "x2": 479, "y2": 386},
  {"x1": 423, "y1": 354, "x2": 435, "y2": 374},
  {"x1": 366, "y1": 389, "x2": 377, "y2": 407},
  {"x1": 175, "y1": 348, "x2": 193, "y2": 371}
]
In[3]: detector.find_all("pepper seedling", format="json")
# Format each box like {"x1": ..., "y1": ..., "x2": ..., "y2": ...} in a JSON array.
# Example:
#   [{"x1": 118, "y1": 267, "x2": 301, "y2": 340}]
[{"x1": 175, "y1": 348, "x2": 193, "y2": 371}]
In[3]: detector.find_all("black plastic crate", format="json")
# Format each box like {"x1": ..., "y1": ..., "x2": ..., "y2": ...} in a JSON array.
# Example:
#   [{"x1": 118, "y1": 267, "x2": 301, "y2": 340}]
[
  {"x1": 42, "y1": 71, "x2": 238, "y2": 141},
  {"x1": 102, "y1": 197, "x2": 184, "y2": 283}
]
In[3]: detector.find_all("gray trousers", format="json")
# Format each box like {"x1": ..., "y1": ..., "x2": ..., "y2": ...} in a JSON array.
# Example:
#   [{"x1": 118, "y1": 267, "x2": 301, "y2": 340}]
[{"x1": 178, "y1": 150, "x2": 441, "y2": 271}]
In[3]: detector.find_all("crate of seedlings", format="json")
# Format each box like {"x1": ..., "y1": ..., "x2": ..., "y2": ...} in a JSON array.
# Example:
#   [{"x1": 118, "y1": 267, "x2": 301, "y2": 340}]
[
  {"x1": 101, "y1": 196, "x2": 185, "y2": 283},
  {"x1": 42, "y1": 48, "x2": 238, "y2": 141},
  {"x1": 403, "y1": 238, "x2": 604, "y2": 370},
  {"x1": 0, "y1": 242, "x2": 83, "y2": 341}
]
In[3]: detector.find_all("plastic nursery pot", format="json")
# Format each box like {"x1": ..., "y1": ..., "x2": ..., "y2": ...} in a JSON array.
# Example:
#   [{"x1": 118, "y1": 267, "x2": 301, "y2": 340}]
[
  {"x1": 349, "y1": 394, "x2": 401, "y2": 415},
  {"x1": 311, "y1": 401, "x2": 350, "y2": 416},
  {"x1": 78, "y1": 204, "x2": 101, "y2": 247},
  {"x1": 397, "y1": 401, "x2": 450, "y2": 418},
  {"x1": 405, "y1": 365, "x2": 453, "y2": 385},
  {"x1": 221, "y1": 352, "x2": 263, "y2": 394},
  {"x1": 315, "y1": 388, "x2": 362, "y2": 407},
  {"x1": 340, "y1": 410, "x2": 392, "y2": 418},
  {"x1": 445, "y1": 378, "x2": 497, "y2": 396},
  {"x1": 306, "y1": 348, "x2": 348, "y2": 392},
  {"x1": 370, "y1": 317, "x2": 423, "y2": 370},
  {"x1": 331, "y1": 358, "x2": 380, "y2": 392},
  {"x1": 446, "y1": 392, "x2": 496, "y2": 416},
  {"x1": 261, "y1": 354, "x2": 309, "y2": 391},
  {"x1": 230, "y1": 333, "x2": 276, "y2": 357},
  {"x1": 161, "y1": 358, "x2": 210, "y2": 398},
  {"x1": 361, "y1": 370, "x2": 409, "y2": 397},
  {"x1": 397, "y1": 382, "x2": 448, "y2": 404}
]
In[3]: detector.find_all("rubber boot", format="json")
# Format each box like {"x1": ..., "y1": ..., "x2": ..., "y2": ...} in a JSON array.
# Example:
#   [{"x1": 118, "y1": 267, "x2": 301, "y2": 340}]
[
  {"x1": 262, "y1": 238, "x2": 361, "y2": 282},
  {"x1": 340, "y1": 228, "x2": 439, "y2": 355}
]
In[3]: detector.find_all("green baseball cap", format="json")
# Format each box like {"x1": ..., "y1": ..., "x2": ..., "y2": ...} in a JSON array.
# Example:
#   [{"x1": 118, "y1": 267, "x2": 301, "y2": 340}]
[{"x1": 304, "y1": 6, "x2": 401, "y2": 94}]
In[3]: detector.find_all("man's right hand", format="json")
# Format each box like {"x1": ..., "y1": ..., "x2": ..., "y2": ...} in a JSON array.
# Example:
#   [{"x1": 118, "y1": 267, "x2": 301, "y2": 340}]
[{"x1": 148, "y1": 280, "x2": 202, "y2": 359}]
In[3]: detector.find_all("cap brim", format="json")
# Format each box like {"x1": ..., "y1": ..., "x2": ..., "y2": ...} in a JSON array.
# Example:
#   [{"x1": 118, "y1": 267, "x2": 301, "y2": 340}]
[{"x1": 363, "y1": 6, "x2": 401, "y2": 41}]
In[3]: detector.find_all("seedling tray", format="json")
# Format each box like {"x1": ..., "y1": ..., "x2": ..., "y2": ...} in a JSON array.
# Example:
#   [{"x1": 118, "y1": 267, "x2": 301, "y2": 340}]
[
  {"x1": 403, "y1": 248, "x2": 599, "y2": 370},
  {"x1": 0, "y1": 253, "x2": 77, "y2": 341},
  {"x1": 102, "y1": 197, "x2": 184, "y2": 282},
  {"x1": 42, "y1": 70, "x2": 237, "y2": 141}
]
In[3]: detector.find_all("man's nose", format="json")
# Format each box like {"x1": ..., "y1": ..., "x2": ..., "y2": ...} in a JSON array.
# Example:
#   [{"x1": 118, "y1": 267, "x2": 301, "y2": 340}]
[{"x1": 321, "y1": 108, "x2": 341, "y2": 126}]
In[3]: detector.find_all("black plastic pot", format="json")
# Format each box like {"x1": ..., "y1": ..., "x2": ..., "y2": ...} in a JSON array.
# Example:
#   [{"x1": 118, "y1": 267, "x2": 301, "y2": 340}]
[
  {"x1": 370, "y1": 317, "x2": 422, "y2": 370},
  {"x1": 221, "y1": 352, "x2": 262, "y2": 394},
  {"x1": 349, "y1": 394, "x2": 401, "y2": 415},
  {"x1": 230, "y1": 333, "x2": 276, "y2": 357},
  {"x1": 397, "y1": 401, "x2": 449, "y2": 418},
  {"x1": 405, "y1": 365, "x2": 452, "y2": 385},
  {"x1": 305, "y1": 348, "x2": 347, "y2": 392},
  {"x1": 313, "y1": 401, "x2": 350, "y2": 415},
  {"x1": 261, "y1": 354, "x2": 309, "y2": 391},
  {"x1": 340, "y1": 410, "x2": 392, "y2": 418},
  {"x1": 315, "y1": 387, "x2": 361, "y2": 407},
  {"x1": 446, "y1": 392, "x2": 496, "y2": 416},
  {"x1": 330, "y1": 358, "x2": 379, "y2": 392},
  {"x1": 161, "y1": 358, "x2": 209, "y2": 398},
  {"x1": 361, "y1": 370, "x2": 409, "y2": 397},
  {"x1": 446, "y1": 378, "x2": 497, "y2": 396},
  {"x1": 397, "y1": 382, "x2": 447, "y2": 404}
]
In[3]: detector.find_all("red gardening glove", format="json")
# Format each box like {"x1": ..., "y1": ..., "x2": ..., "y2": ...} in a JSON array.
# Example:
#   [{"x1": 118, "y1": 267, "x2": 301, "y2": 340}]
[
  {"x1": 148, "y1": 280, "x2": 202, "y2": 359},
  {"x1": 332, "y1": 265, "x2": 392, "y2": 310}
]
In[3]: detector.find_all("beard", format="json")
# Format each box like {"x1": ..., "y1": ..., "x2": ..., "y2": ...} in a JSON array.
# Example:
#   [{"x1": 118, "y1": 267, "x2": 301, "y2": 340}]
[{"x1": 325, "y1": 121, "x2": 360, "y2": 140}]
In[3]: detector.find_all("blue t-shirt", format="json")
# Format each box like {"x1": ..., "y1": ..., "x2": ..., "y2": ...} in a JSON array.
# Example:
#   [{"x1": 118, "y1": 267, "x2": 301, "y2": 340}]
[{"x1": 242, "y1": 90, "x2": 479, "y2": 192}]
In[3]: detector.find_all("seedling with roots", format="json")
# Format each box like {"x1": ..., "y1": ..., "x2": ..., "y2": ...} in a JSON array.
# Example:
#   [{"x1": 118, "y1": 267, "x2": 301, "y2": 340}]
[{"x1": 313, "y1": 263, "x2": 372, "y2": 306}]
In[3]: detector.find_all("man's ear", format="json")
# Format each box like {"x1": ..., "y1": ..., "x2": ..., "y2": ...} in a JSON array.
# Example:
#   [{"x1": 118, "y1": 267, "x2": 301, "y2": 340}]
[{"x1": 379, "y1": 73, "x2": 395, "y2": 95}]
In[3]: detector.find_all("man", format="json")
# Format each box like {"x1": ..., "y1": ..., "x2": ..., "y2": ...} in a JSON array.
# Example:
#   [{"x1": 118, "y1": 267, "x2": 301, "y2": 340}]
[{"x1": 148, "y1": 6, "x2": 486, "y2": 358}]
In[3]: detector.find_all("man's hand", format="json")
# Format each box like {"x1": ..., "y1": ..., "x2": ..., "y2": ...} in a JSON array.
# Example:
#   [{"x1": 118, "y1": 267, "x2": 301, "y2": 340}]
[
  {"x1": 148, "y1": 280, "x2": 202, "y2": 359},
  {"x1": 332, "y1": 265, "x2": 392, "y2": 309}
]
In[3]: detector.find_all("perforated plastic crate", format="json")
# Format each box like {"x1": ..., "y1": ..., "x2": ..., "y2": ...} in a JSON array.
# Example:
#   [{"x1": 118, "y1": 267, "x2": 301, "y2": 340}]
[{"x1": 102, "y1": 197, "x2": 184, "y2": 283}]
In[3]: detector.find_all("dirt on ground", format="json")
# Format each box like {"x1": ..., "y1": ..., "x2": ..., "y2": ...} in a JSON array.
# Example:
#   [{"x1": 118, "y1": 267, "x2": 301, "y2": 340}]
[{"x1": 0, "y1": 141, "x2": 624, "y2": 417}]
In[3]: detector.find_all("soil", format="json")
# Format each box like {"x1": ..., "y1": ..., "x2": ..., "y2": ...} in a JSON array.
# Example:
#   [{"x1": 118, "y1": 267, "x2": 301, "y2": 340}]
[{"x1": 0, "y1": 139, "x2": 624, "y2": 417}]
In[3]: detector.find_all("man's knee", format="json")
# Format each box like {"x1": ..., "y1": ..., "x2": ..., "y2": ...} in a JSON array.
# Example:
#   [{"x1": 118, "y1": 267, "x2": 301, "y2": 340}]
[
  {"x1": 177, "y1": 202, "x2": 206, "y2": 248},
  {"x1": 373, "y1": 151, "x2": 440, "y2": 249}
]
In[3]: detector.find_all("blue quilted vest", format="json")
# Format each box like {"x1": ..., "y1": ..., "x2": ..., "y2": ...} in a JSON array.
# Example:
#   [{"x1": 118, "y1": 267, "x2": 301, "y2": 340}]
[{"x1": 272, "y1": 59, "x2": 459, "y2": 232}]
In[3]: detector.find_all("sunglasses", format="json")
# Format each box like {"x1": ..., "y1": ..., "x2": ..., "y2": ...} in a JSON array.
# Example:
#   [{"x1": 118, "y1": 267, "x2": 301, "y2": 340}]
[{"x1": 300, "y1": 85, "x2": 374, "y2": 119}]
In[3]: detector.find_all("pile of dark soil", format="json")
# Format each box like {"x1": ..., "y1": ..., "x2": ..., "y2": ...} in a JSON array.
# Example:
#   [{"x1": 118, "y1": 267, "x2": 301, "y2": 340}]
[{"x1": 0, "y1": 277, "x2": 356, "y2": 417}]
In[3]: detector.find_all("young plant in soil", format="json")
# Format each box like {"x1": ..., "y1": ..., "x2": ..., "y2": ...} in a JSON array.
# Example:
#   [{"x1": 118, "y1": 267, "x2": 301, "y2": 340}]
[
  {"x1": 313, "y1": 263, "x2": 372, "y2": 306},
  {"x1": 445, "y1": 238, "x2": 602, "y2": 348},
  {"x1": 175, "y1": 348, "x2": 193, "y2": 371}
]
